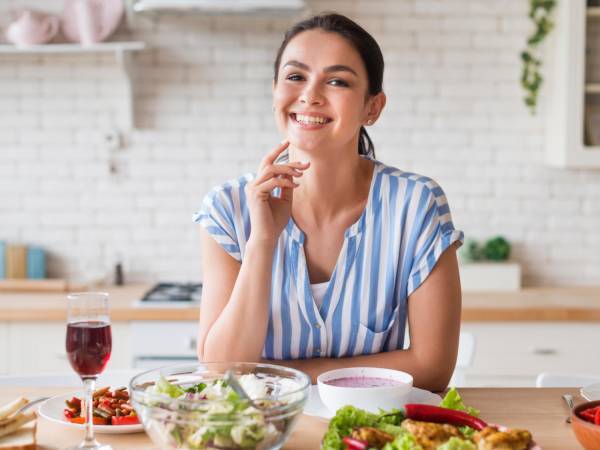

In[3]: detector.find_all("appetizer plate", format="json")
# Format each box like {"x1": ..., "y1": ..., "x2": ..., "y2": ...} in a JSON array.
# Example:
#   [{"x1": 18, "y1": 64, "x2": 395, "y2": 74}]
[
  {"x1": 304, "y1": 384, "x2": 442, "y2": 420},
  {"x1": 39, "y1": 392, "x2": 144, "y2": 434},
  {"x1": 581, "y1": 382, "x2": 600, "y2": 401}
]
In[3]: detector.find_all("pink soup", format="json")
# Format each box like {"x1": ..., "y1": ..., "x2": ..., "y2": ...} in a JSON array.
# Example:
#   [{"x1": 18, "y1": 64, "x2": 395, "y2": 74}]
[{"x1": 324, "y1": 376, "x2": 403, "y2": 388}]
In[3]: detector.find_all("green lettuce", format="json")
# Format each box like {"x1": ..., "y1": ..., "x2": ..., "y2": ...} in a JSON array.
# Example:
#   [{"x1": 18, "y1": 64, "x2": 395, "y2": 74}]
[
  {"x1": 156, "y1": 375, "x2": 185, "y2": 398},
  {"x1": 381, "y1": 433, "x2": 423, "y2": 450},
  {"x1": 436, "y1": 437, "x2": 476, "y2": 450},
  {"x1": 321, "y1": 406, "x2": 379, "y2": 450},
  {"x1": 321, "y1": 406, "x2": 405, "y2": 450},
  {"x1": 439, "y1": 388, "x2": 479, "y2": 417},
  {"x1": 439, "y1": 388, "x2": 480, "y2": 439}
]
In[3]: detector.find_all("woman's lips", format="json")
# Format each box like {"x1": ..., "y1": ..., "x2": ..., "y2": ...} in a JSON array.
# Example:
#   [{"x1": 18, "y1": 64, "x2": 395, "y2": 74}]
[{"x1": 289, "y1": 113, "x2": 332, "y2": 130}]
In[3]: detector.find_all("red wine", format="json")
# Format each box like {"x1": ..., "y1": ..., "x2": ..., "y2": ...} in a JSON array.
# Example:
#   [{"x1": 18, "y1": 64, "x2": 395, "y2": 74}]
[{"x1": 66, "y1": 321, "x2": 112, "y2": 377}]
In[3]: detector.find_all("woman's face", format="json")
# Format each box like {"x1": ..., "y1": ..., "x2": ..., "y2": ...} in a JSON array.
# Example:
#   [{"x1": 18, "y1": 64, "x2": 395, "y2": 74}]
[{"x1": 273, "y1": 29, "x2": 379, "y2": 155}]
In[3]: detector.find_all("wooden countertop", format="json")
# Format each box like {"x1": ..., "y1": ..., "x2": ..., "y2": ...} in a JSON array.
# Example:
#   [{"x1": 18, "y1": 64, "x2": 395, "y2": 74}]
[
  {"x1": 0, "y1": 386, "x2": 583, "y2": 449},
  {"x1": 0, "y1": 284, "x2": 599, "y2": 322}
]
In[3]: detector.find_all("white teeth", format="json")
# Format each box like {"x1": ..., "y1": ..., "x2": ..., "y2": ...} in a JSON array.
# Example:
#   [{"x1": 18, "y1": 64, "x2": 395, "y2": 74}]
[{"x1": 295, "y1": 114, "x2": 328, "y2": 125}]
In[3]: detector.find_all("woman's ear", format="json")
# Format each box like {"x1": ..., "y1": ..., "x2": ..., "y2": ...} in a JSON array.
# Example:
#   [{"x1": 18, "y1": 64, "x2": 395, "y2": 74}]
[{"x1": 365, "y1": 92, "x2": 386, "y2": 125}]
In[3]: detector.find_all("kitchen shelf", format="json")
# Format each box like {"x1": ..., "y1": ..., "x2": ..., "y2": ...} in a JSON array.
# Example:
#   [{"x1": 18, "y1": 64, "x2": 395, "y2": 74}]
[
  {"x1": 0, "y1": 41, "x2": 144, "y2": 54},
  {"x1": 0, "y1": 41, "x2": 146, "y2": 130}
]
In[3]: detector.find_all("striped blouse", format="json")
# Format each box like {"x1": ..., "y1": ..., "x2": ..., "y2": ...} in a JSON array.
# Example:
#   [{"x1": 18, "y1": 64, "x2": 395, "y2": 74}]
[{"x1": 193, "y1": 158, "x2": 463, "y2": 360}]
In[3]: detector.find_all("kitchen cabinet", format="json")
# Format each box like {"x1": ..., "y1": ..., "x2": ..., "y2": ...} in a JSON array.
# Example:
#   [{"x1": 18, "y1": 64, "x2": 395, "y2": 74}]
[
  {"x1": 131, "y1": 321, "x2": 198, "y2": 368},
  {"x1": 461, "y1": 322, "x2": 600, "y2": 387},
  {"x1": 546, "y1": 0, "x2": 600, "y2": 167},
  {"x1": 4, "y1": 322, "x2": 132, "y2": 374}
]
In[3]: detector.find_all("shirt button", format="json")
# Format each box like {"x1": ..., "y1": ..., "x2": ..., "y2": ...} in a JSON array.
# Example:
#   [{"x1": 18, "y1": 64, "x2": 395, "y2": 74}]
[
  {"x1": 315, "y1": 323, "x2": 321, "y2": 329},
  {"x1": 315, "y1": 348, "x2": 321, "y2": 354}
]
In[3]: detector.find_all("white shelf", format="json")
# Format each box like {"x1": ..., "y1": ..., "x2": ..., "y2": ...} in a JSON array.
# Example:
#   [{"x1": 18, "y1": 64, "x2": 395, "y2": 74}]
[
  {"x1": 0, "y1": 41, "x2": 146, "y2": 131},
  {"x1": 0, "y1": 41, "x2": 145, "y2": 54}
]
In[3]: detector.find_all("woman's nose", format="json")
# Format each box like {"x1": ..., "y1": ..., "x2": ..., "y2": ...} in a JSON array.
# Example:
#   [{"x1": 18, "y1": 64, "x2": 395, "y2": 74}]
[{"x1": 299, "y1": 84, "x2": 324, "y2": 105}]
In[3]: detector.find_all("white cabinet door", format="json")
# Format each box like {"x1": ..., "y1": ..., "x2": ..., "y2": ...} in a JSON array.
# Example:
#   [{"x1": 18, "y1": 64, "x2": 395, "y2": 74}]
[
  {"x1": 0, "y1": 322, "x2": 8, "y2": 374},
  {"x1": 460, "y1": 322, "x2": 600, "y2": 387},
  {"x1": 7, "y1": 322, "x2": 132, "y2": 375}
]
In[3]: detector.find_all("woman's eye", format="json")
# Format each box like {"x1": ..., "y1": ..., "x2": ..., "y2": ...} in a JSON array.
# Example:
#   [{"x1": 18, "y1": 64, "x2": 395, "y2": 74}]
[
  {"x1": 286, "y1": 74, "x2": 304, "y2": 81},
  {"x1": 328, "y1": 78, "x2": 349, "y2": 87}
]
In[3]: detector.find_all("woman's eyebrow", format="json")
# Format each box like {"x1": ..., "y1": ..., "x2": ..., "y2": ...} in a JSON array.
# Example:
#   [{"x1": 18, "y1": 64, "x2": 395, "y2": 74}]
[{"x1": 283, "y1": 60, "x2": 358, "y2": 76}]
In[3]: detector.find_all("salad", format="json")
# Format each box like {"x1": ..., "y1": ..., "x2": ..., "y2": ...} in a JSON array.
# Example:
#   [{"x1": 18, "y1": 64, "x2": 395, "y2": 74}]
[
  {"x1": 322, "y1": 388, "x2": 534, "y2": 450},
  {"x1": 142, "y1": 373, "x2": 304, "y2": 449},
  {"x1": 63, "y1": 386, "x2": 139, "y2": 426}
]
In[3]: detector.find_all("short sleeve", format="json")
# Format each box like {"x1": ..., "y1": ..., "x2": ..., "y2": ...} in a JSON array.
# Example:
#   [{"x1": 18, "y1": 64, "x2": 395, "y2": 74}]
[
  {"x1": 193, "y1": 184, "x2": 242, "y2": 262},
  {"x1": 406, "y1": 182, "x2": 464, "y2": 297}
]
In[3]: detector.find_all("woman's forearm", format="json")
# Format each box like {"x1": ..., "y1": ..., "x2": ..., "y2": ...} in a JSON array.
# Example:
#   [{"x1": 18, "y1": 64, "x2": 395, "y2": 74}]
[
  {"x1": 263, "y1": 348, "x2": 454, "y2": 392},
  {"x1": 203, "y1": 239, "x2": 276, "y2": 362}
]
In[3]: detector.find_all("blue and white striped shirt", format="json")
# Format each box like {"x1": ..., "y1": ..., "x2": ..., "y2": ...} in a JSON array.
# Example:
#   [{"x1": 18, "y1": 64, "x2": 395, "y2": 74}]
[{"x1": 194, "y1": 158, "x2": 463, "y2": 360}]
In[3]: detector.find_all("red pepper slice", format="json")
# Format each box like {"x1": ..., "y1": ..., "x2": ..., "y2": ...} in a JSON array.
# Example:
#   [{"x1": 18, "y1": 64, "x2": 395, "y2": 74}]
[
  {"x1": 595, "y1": 408, "x2": 600, "y2": 426},
  {"x1": 581, "y1": 409, "x2": 596, "y2": 422},
  {"x1": 68, "y1": 416, "x2": 109, "y2": 425},
  {"x1": 404, "y1": 404, "x2": 488, "y2": 431},
  {"x1": 342, "y1": 436, "x2": 368, "y2": 450},
  {"x1": 111, "y1": 415, "x2": 140, "y2": 426}
]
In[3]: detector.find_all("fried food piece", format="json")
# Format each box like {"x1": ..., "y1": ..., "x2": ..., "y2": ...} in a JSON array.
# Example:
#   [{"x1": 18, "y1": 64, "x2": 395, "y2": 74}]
[
  {"x1": 473, "y1": 426, "x2": 532, "y2": 450},
  {"x1": 401, "y1": 419, "x2": 463, "y2": 450},
  {"x1": 351, "y1": 426, "x2": 394, "y2": 448}
]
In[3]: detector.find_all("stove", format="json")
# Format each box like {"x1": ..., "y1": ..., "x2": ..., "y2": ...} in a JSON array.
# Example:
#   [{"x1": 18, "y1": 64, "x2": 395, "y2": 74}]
[{"x1": 135, "y1": 282, "x2": 202, "y2": 308}]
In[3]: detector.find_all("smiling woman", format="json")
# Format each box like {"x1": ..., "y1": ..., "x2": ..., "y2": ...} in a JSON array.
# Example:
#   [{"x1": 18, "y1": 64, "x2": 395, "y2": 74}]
[{"x1": 193, "y1": 13, "x2": 464, "y2": 392}]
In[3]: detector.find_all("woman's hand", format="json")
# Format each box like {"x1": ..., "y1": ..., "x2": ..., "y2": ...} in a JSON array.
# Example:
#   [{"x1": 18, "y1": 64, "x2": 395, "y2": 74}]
[{"x1": 245, "y1": 140, "x2": 309, "y2": 246}]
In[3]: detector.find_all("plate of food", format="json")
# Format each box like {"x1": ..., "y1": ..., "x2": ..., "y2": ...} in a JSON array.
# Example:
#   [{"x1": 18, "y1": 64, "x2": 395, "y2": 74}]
[
  {"x1": 320, "y1": 388, "x2": 541, "y2": 450},
  {"x1": 39, "y1": 386, "x2": 144, "y2": 434},
  {"x1": 305, "y1": 384, "x2": 442, "y2": 420}
]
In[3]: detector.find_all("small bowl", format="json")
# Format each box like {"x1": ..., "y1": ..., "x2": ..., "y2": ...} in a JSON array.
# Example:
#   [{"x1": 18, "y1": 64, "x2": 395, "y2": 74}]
[
  {"x1": 571, "y1": 399, "x2": 600, "y2": 450},
  {"x1": 317, "y1": 367, "x2": 413, "y2": 414}
]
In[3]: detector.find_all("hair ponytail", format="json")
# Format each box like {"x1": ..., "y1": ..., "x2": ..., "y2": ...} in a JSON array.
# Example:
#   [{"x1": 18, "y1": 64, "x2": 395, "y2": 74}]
[{"x1": 359, "y1": 126, "x2": 375, "y2": 158}]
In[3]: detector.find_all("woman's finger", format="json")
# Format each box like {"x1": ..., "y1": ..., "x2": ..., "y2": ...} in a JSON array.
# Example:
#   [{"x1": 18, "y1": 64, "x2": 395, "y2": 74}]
[
  {"x1": 254, "y1": 164, "x2": 305, "y2": 185},
  {"x1": 259, "y1": 140, "x2": 289, "y2": 170},
  {"x1": 250, "y1": 176, "x2": 298, "y2": 198}
]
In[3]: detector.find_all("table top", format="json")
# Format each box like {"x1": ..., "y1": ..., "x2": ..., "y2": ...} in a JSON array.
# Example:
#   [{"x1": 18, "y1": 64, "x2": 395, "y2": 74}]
[
  {"x1": 1, "y1": 284, "x2": 600, "y2": 322},
  {"x1": 0, "y1": 386, "x2": 583, "y2": 449}
]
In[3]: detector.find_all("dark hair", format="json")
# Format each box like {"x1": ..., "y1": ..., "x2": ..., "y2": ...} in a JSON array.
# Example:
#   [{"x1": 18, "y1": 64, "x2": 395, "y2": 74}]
[{"x1": 273, "y1": 13, "x2": 384, "y2": 158}]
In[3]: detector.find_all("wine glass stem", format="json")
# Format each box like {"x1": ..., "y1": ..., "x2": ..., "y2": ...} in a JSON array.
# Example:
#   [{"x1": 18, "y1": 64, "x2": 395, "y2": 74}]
[{"x1": 83, "y1": 377, "x2": 99, "y2": 447}]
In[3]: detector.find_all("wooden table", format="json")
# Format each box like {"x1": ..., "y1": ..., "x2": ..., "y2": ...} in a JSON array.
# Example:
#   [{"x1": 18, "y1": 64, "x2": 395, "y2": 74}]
[{"x1": 0, "y1": 386, "x2": 584, "y2": 449}]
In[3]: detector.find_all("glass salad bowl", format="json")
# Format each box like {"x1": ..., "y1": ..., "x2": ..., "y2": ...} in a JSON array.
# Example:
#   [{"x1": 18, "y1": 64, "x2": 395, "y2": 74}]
[{"x1": 129, "y1": 362, "x2": 311, "y2": 450}]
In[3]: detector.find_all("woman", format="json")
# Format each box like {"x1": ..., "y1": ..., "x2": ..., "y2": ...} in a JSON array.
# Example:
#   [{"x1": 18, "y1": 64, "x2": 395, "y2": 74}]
[{"x1": 194, "y1": 13, "x2": 463, "y2": 391}]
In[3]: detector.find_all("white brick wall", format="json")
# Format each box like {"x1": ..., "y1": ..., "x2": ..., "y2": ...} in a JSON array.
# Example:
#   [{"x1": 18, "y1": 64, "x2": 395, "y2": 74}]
[{"x1": 0, "y1": 0, "x2": 598, "y2": 286}]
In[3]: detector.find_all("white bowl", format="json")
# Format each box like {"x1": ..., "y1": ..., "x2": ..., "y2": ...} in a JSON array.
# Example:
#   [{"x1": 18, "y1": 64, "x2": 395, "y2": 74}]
[{"x1": 317, "y1": 367, "x2": 413, "y2": 414}]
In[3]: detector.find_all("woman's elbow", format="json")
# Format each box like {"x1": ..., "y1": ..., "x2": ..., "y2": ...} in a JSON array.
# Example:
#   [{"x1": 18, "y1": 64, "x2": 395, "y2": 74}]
[{"x1": 412, "y1": 353, "x2": 456, "y2": 392}]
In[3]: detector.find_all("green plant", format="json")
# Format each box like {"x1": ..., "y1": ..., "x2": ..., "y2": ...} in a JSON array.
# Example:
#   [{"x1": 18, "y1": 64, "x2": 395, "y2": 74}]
[
  {"x1": 459, "y1": 239, "x2": 484, "y2": 262},
  {"x1": 459, "y1": 236, "x2": 511, "y2": 262},
  {"x1": 521, "y1": 0, "x2": 557, "y2": 114},
  {"x1": 483, "y1": 236, "x2": 511, "y2": 261}
]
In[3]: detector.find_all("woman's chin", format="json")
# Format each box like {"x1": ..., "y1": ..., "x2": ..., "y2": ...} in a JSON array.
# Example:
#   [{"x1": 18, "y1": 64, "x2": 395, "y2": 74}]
[{"x1": 287, "y1": 136, "x2": 328, "y2": 155}]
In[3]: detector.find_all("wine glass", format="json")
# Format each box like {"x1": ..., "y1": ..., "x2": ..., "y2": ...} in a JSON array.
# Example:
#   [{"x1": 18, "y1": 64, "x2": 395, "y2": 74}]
[{"x1": 65, "y1": 292, "x2": 113, "y2": 450}]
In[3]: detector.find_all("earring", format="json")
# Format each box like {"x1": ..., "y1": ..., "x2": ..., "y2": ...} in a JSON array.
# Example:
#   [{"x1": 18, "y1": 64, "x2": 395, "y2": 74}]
[
  {"x1": 366, "y1": 119, "x2": 374, "y2": 126},
  {"x1": 272, "y1": 106, "x2": 276, "y2": 112}
]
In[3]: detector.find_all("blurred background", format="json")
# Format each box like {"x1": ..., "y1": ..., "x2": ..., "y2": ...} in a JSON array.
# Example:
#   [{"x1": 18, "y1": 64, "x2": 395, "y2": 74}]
[{"x1": 1, "y1": 0, "x2": 597, "y2": 286}]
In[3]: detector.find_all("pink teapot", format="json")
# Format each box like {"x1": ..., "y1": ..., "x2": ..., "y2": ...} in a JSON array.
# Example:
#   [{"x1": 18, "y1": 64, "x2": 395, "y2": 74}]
[{"x1": 5, "y1": 10, "x2": 60, "y2": 46}]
